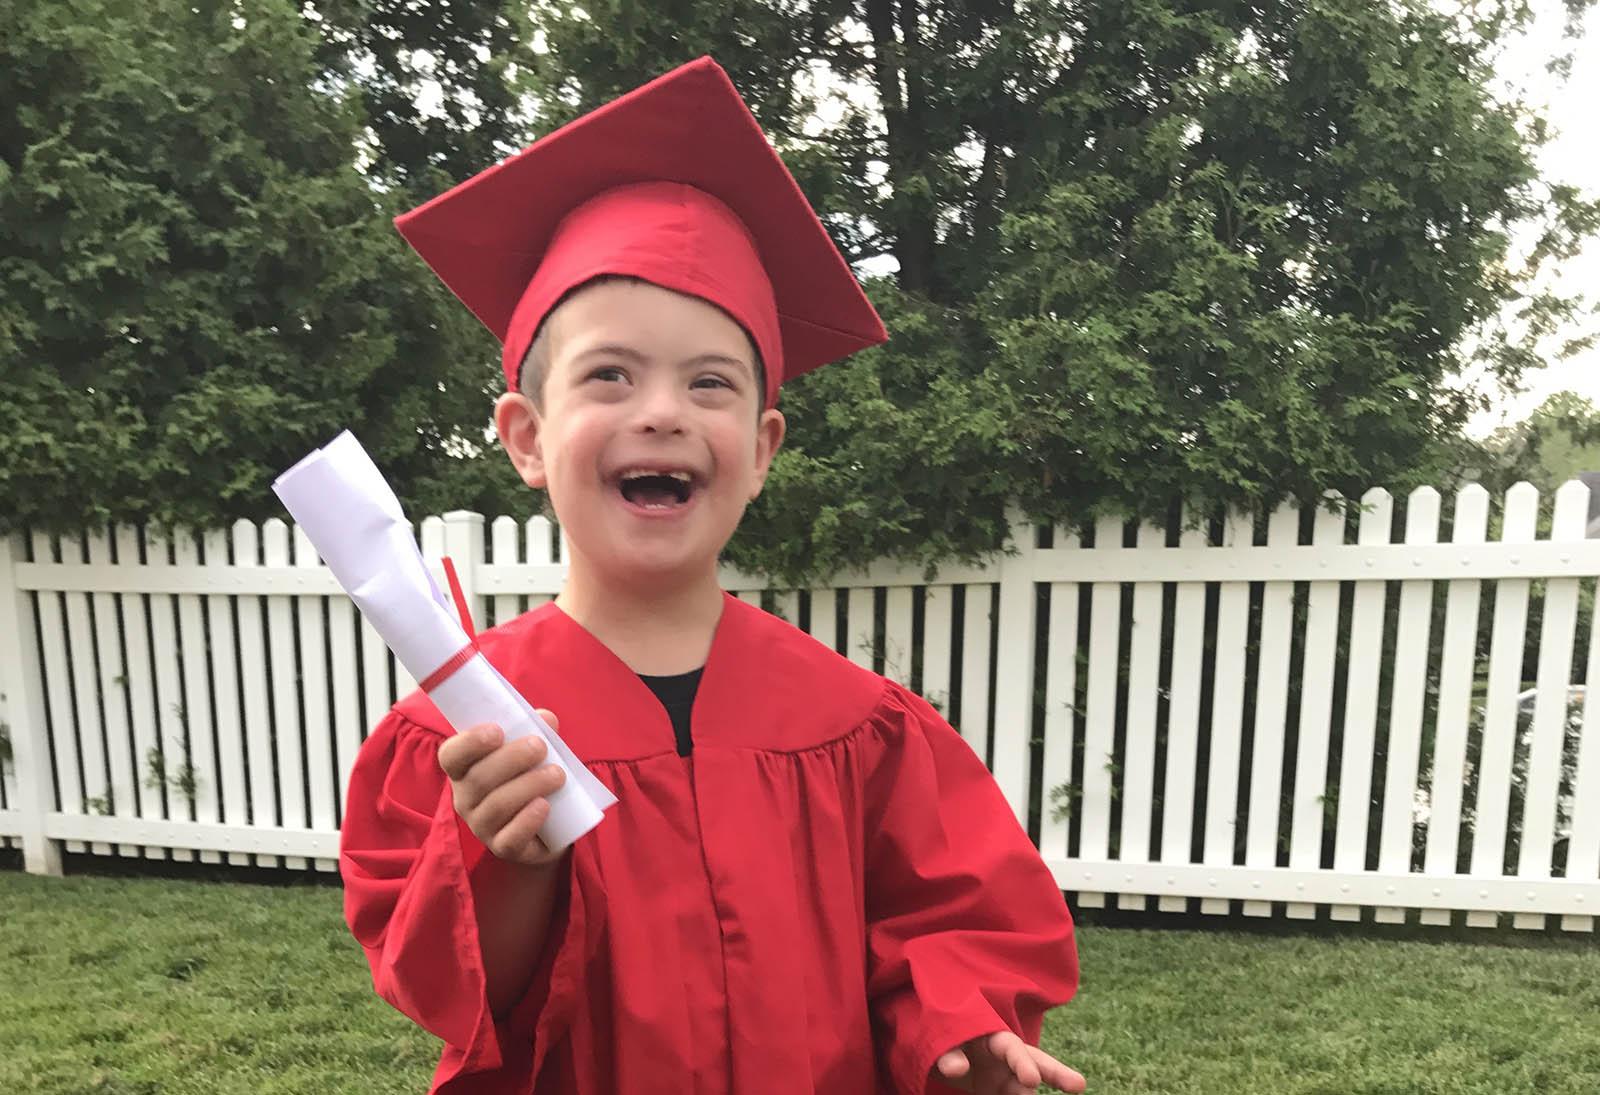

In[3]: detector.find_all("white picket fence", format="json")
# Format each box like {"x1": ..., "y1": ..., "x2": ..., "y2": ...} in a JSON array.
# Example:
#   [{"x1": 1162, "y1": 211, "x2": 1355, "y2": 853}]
[{"x1": 2, "y1": 482, "x2": 1599, "y2": 930}]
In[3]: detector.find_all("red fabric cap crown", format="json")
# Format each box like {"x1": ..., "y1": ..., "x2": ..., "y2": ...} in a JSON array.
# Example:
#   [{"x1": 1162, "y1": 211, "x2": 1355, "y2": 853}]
[
  {"x1": 505, "y1": 182, "x2": 780, "y2": 400},
  {"x1": 394, "y1": 57, "x2": 887, "y2": 408}
]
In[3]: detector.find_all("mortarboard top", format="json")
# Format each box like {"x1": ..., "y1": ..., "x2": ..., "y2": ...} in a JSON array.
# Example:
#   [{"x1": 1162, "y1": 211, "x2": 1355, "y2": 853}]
[{"x1": 394, "y1": 56, "x2": 887, "y2": 408}]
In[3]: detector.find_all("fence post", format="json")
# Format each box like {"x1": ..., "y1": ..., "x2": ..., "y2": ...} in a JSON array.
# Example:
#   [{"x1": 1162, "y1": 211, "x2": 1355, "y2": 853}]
[
  {"x1": 443, "y1": 511, "x2": 487, "y2": 633},
  {"x1": 989, "y1": 506, "x2": 1040, "y2": 825},
  {"x1": 0, "y1": 531, "x2": 62, "y2": 876}
]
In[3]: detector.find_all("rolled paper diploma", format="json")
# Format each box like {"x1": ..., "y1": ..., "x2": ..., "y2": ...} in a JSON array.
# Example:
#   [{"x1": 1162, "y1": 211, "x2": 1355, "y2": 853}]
[{"x1": 272, "y1": 429, "x2": 615, "y2": 852}]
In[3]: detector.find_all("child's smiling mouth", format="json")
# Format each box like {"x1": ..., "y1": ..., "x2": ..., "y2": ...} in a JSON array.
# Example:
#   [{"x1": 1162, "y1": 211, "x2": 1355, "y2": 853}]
[{"x1": 615, "y1": 467, "x2": 698, "y2": 511}]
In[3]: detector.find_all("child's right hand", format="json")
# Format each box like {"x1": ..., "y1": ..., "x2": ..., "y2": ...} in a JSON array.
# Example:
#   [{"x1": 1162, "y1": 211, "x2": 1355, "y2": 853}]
[{"x1": 437, "y1": 714, "x2": 569, "y2": 868}]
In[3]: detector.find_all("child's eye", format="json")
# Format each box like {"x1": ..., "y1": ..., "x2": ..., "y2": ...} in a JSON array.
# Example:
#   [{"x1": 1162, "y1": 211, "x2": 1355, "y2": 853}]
[
  {"x1": 588, "y1": 366, "x2": 628, "y2": 384},
  {"x1": 691, "y1": 374, "x2": 734, "y2": 390}
]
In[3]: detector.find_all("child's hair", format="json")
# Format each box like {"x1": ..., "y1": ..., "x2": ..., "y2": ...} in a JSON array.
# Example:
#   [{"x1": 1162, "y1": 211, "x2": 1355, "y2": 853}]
[{"x1": 516, "y1": 275, "x2": 767, "y2": 411}]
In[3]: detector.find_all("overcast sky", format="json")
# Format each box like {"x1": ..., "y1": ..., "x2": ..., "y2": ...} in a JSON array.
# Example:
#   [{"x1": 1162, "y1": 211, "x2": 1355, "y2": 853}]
[{"x1": 1468, "y1": 0, "x2": 1600, "y2": 435}]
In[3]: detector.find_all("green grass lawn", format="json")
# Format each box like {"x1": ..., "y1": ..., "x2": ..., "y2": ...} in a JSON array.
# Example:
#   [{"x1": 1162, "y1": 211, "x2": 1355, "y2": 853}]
[{"x1": 2, "y1": 870, "x2": 1598, "y2": 1094}]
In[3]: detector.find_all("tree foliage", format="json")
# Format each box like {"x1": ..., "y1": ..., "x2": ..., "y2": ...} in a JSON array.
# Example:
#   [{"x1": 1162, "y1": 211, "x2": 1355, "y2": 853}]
[
  {"x1": 1476, "y1": 391, "x2": 1600, "y2": 496},
  {"x1": 3, "y1": 0, "x2": 1595, "y2": 584},
  {"x1": 0, "y1": 0, "x2": 524, "y2": 536},
  {"x1": 518, "y1": 0, "x2": 1597, "y2": 582},
  {"x1": 309, "y1": 0, "x2": 532, "y2": 196}
]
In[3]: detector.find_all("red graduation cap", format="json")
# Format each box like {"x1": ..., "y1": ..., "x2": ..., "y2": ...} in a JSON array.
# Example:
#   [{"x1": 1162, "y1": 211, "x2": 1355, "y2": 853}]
[{"x1": 395, "y1": 56, "x2": 887, "y2": 408}]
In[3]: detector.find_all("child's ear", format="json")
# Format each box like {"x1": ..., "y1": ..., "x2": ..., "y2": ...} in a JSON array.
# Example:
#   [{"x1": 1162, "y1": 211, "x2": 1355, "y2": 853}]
[
  {"x1": 747, "y1": 407, "x2": 786, "y2": 500},
  {"x1": 495, "y1": 391, "x2": 548, "y2": 489}
]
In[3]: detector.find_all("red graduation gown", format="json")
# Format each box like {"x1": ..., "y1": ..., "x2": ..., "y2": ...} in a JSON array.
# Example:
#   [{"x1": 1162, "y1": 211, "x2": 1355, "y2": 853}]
[{"x1": 341, "y1": 593, "x2": 1078, "y2": 1094}]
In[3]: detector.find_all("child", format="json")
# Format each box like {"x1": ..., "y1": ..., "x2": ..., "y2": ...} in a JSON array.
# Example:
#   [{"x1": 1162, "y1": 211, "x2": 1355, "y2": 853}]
[{"x1": 340, "y1": 58, "x2": 1083, "y2": 1095}]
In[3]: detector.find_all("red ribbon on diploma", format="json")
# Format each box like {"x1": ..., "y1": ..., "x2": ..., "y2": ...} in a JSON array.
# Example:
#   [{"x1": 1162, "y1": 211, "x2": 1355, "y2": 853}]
[{"x1": 420, "y1": 555, "x2": 478, "y2": 693}]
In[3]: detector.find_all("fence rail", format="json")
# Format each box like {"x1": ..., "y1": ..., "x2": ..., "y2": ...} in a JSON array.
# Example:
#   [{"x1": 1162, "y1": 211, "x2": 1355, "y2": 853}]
[{"x1": 2, "y1": 482, "x2": 1598, "y2": 931}]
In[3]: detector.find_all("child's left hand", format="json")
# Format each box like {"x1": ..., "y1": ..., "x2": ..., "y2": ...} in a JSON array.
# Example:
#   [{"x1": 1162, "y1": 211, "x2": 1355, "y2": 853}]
[{"x1": 932, "y1": 1030, "x2": 1086, "y2": 1094}]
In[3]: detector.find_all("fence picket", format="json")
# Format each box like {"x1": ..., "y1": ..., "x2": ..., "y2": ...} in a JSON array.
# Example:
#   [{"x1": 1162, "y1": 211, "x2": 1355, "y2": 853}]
[
  {"x1": 1566, "y1": 578, "x2": 1600, "y2": 933},
  {"x1": 1328, "y1": 489, "x2": 1395, "y2": 920},
  {"x1": 1158, "y1": 522, "x2": 1207, "y2": 913},
  {"x1": 0, "y1": 537, "x2": 18, "y2": 838},
  {"x1": 231, "y1": 521, "x2": 278, "y2": 867},
  {"x1": 1202, "y1": 511, "x2": 1254, "y2": 915},
  {"x1": 62, "y1": 531, "x2": 112, "y2": 855},
  {"x1": 1286, "y1": 499, "x2": 1347, "y2": 919},
  {"x1": 1242, "y1": 505, "x2": 1299, "y2": 917},
  {"x1": 1512, "y1": 480, "x2": 1589, "y2": 928},
  {"x1": 958, "y1": 585, "x2": 993, "y2": 760},
  {"x1": 113, "y1": 526, "x2": 164, "y2": 860},
  {"x1": 0, "y1": 735, "x2": 11, "y2": 847},
  {"x1": 492, "y1": 516, "x2": 520, "y2": 627},
  {"x1": 1079, "y1": 515, "x2": 1125, "y2": 909},
  {"x1": 328, "y1": 595, "x2": 362, "y2": 823},
  {"x1": 1040, "y1": 531, "x2": 1080, "y2": 863},
  {"x1": 445, "y1": 513, "x2": 486, "y2": 636},
  {"x1": 992, "y1": 516, "x2": 1040, "y2": 824},
  {"x1": 142, "y1": 529, "x2": 190, "y2": 861},
  {"x1": 808, "y1": 588, "x2": 838, "y2": 653},
  {"x1": 88, "y1": 529, "x2": 138, "y2": 857},
  {"x1": 921, "y1": 585, "x2": 953, "y2": 716},
  {"x1": 294, "y1": 531, "x2": 335, "y2": 874},
  {"x1": 775, "y1": 590, "x2": 800, "y2": 630},
  {"x1": 847, "y1": 587, "x2": 875, "y2": 671},
  {"x1": 1468, "y1": 483, "x2": 1539, "y2": 927},
  {"x1": 263, "y1": 519, "x2": 308, "y2": 869},
  {"x1": 30, "y1": 534, "x2": 82, "y2": 851},
  {"x1": 198, "y1": 529, "x2": 249, "y2": 867},
  {"x1": 528, "y1": 516, "x2": 556, "y2": 610},
  {"x1": 1118, "y1": 522, "x2": 1165, "y2": 910},
  {"x1": 360, "y1": 615, "x2": 392, "y2": 724},
  {"x1": 420, "y1": 517, "x2": 446, "y2": 560},
  {"x1": 1, "y1": 532, "x2": 57, "y2": 870},
  {"x1": 1419, "y1": 485, "x2": 1490, "y2": 925},
  {"x1": 1373, "y1": 488, "x2": 1441, "y2": 923},
  {"x1": 173, "y1": 530, "x2": 221, "y2": 864},
  {"x1": 884, "y1": 586, "x2": 914, "y2": 687}
]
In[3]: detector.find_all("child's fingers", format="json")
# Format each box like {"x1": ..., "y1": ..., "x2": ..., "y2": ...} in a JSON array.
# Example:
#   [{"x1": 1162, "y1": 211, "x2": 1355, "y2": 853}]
[
  {"x1": 488, "y1": 795, "x2": 556, "y2": 864},
  {"x1": 1028, "y1": 1048, "x2": 1086, "y2": 1094},
  {"x1": 438, "y1": 724, "x2": 504, "y2": 781},
  {"x1": 439, "y1": 713, "x2": 559, "y2": 785},
  {"x1": 468, "y1": 762, "x2": 567, "y2": 837},
  {"x1": 934, "y1": 1047, "x2": 971, "y2": 1081},
  {"x1": 449, "y1": 735, "x2": 551, "y2": 808},
  {"x1": 987, "y1": 1032, "x2": 1039, "y2": 1088}
]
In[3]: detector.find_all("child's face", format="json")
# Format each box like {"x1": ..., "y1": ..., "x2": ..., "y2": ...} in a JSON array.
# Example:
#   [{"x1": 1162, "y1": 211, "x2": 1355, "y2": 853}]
[{"x1": 496, "y1": 279, "x2": 785, "y2": 590}]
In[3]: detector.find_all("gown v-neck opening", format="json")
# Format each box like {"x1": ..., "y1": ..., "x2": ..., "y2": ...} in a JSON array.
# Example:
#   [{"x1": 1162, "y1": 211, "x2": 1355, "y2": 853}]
[{"x1": 637, "y1": 668, "x2": 703, "y2": 757}]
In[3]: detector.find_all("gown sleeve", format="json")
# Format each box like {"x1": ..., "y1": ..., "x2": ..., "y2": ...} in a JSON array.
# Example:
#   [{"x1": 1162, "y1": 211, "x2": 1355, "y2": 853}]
[
  {"x1": 861, "y1": 683, "x2": 1080, "y2": 1094},
  {"x1": 339, "y1": 707, "x2": 579, "y2": 1091}
]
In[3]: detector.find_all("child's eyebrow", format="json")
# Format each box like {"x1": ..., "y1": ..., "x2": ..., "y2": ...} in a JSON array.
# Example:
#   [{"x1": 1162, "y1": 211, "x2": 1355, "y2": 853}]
[
  {"x1": 573, "y1": 342, "x2": 649, "y2": 365},
  {"x1": 681, "y1": 352, "x2": 753, "y2": 375},
  {"x1": 572, "y1": 343, "x2": 753, "y2": 377}
]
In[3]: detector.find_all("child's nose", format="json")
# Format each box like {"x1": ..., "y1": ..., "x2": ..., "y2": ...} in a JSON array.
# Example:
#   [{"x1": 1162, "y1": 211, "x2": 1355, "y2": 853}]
[{"x1": 631, "y1": 382, "x2": 687, "y2": 434}]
